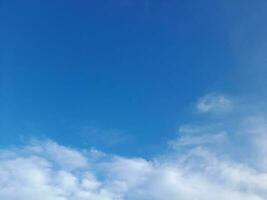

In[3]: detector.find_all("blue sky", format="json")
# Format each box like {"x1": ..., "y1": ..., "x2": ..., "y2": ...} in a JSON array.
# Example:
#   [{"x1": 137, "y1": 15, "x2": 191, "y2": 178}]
[
  {"x1": 0, "y1": 0, "x2": 247, "y2": 153},
  {"x1": 1, "y1": 0, "x2": 267, "y2": 156},
  {"x1": 1, "y1": 0, "x2": 267, "y2": 155},
  {"x1": 1, "y1": 0, "x2": 267, "y2": 199}
]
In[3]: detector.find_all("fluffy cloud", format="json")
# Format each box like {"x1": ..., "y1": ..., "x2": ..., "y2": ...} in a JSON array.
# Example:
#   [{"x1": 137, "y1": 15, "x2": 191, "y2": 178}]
[
  {"x1": 0, "y1": 135, "x2": 267, "y2": 200},
  {"x1": 1, "y1": 94, "x2": 267, "y2": 200}
]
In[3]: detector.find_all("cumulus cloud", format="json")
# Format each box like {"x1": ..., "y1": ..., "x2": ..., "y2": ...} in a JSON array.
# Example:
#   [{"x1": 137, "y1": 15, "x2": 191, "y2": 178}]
[
  {"x1": 0, "y1": 135, "x2": 267, "y2": 200},
  {"x1": 196, "y1": 93, "x2": 233, "y2": 114},
  {"x1": 1, "y1": 93, "x2": 267, "y2": 200}
]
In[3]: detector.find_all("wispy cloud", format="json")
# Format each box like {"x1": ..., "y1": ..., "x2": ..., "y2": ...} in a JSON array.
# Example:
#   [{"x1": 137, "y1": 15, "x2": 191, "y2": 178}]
[
  {"x1": 196, "y1": 93, "x2": 233, "y2": 114},
  {"x1": 169, "y1": 123, "x2": 228, "y2": 149},
  {"x1": 80, "y1": 125, "x2": 132, "y2": 147},
  {"x1": 169, "y1": 131, "x2": 228, "y2": 148}
]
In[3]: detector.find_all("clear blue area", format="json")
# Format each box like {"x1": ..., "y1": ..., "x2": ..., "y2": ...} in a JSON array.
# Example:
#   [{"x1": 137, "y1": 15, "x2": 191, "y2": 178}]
[{"x1": 1, "y1": 0, "x2": 266, "y2": 157}]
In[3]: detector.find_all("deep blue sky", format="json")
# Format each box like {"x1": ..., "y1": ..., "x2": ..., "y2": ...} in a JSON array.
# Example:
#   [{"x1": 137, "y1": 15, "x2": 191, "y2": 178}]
[{"x1": 1, "y1": 0, "x2": 267, "y2": 157}]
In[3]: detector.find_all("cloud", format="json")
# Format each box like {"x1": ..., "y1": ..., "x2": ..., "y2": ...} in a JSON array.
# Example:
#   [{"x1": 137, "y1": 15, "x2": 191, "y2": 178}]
[
  {"x1": 196, "y1": 93, "x2": 233, "y2": 114},
  {"x1": 169, "y1": 123, "x2": 228, "y2": 149},
  {"x1": 1, "y1": 93, "x2": 267, "y2": 200},
  {"x1": 169, "y1": 131, "x2": 228, "y2": 148},
  {"x1": 80, "y1": 125, "x2": 131, "y2": 147},
  {"x1": 0, "y1": 136, "x2": 267, "y2": 200},
  {"x1": 240, "y1": 116, "x2": 267, "y2": 171}
]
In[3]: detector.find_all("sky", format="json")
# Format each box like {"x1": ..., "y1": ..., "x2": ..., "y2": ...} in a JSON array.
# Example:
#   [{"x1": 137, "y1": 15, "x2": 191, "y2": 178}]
[{"x1": 1, "y1": 0, "x2": 267, "y2": 199}]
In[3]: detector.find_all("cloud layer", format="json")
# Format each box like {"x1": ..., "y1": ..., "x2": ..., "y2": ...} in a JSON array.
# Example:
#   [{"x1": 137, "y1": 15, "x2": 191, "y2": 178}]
[
  {"x1": 1, "y1": 94, "x2": 267, "y2": 200},
  {"x1": 0, "y1": 134, "x2": 267, "y2": 200}
]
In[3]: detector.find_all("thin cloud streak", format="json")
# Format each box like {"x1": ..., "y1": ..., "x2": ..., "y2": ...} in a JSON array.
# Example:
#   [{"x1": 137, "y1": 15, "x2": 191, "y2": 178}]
[{"x1": 196, "y1": 93, "x2": 233, "y2": 114}]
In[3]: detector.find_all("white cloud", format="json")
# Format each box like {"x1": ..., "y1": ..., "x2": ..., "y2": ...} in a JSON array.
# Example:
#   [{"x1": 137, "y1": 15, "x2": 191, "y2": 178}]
[
  {"x1": 0, "y1": 138, "x2": 267, "y2": 200},
  {"x1": 196, "y1": 93, "x2": 233, "y2": 114},
  {"x1": 169, "y1": 131, "x2": 228, "y2": 148},
  {"x1": 169, "y1": 123, "x2": 228, "y2": 149},
  {"x1": 1, "y1": 93, "x2": 267, "y2": 200},
  {"x1": 240, "y1": 116, "x2": 267, "y2": 171}
]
